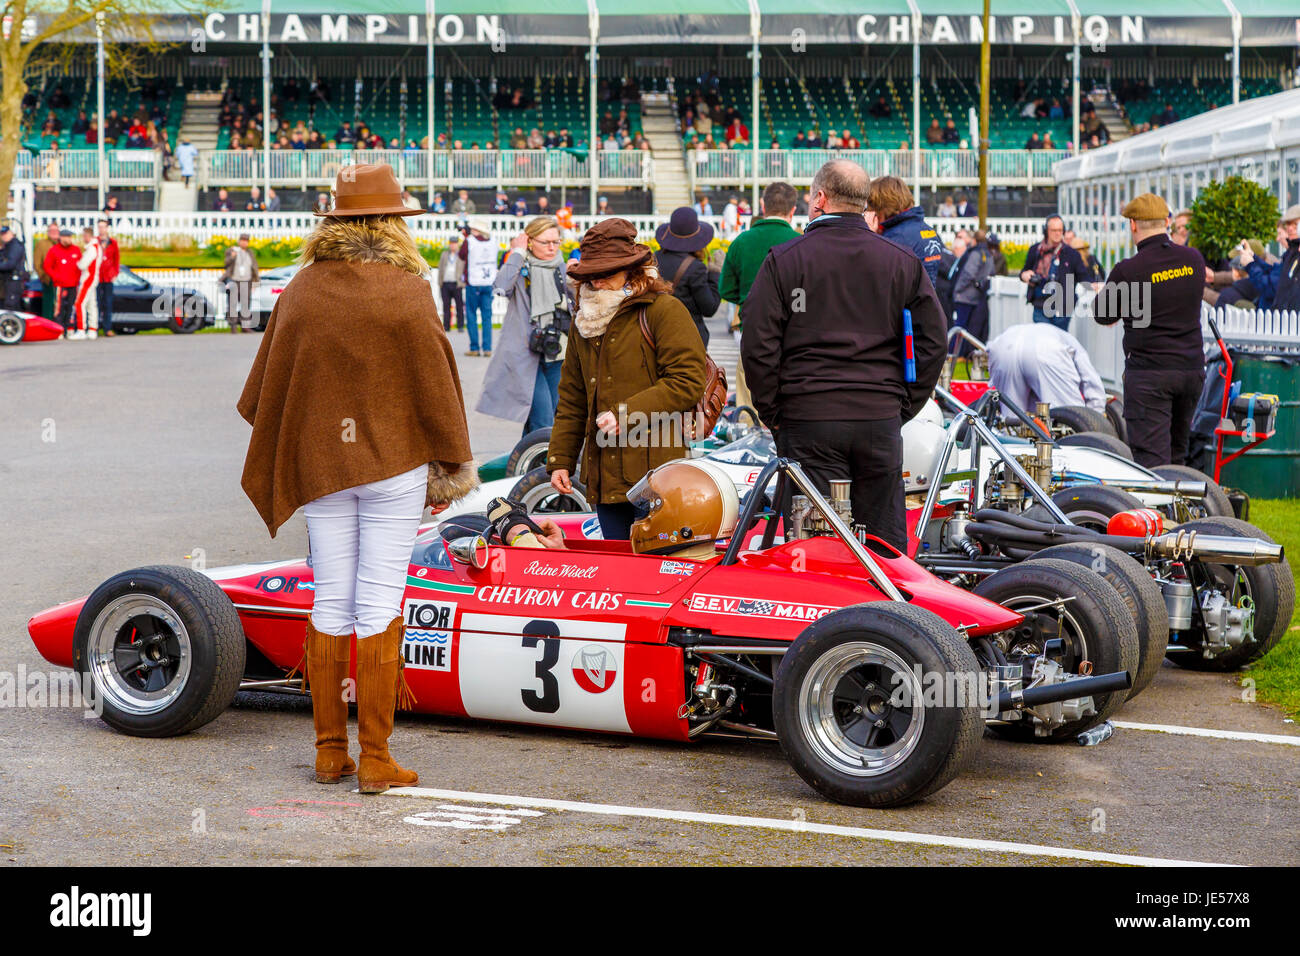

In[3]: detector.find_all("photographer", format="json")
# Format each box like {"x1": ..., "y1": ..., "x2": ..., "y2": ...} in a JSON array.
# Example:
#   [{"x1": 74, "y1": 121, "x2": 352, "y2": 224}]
[
  {"x1": 1020, "y1": 214, "x2": 1092, "y2": 331},
  {"x1": 477, "y1": 216, "x2": 575, "y2": 435}
]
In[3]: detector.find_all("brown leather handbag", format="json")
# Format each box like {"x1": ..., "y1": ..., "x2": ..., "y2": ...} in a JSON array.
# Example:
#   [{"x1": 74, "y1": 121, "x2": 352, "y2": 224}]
[{"x1": 637, "y1": 305, "x2": 728, "y2": 441}]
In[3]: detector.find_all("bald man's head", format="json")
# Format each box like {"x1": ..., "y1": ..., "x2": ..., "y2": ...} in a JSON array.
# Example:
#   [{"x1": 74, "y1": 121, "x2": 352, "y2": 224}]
[{"x1": 810, "y1": 159, "x2": 870, "y2": 216}]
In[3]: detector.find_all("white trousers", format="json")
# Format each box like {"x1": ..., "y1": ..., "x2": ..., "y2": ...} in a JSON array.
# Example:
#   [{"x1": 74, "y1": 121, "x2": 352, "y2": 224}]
[{"x1": 303, "y1": 463, "x2": 428, "y2": 638}]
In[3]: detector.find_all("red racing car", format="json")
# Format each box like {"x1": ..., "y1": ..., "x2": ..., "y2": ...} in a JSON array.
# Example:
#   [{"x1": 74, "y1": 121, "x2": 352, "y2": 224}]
[{"x1": 28, "y1": 460, "x2": 1131, "y2": 807}]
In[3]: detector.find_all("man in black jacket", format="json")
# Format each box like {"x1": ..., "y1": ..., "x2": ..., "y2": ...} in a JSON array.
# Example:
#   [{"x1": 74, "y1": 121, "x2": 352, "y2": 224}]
[
  {"x1": 654, "y1": 206, "x2": 721, "y2": 346},
  {"x1": 1094, "y1": 193, "x2": 1206, "y2": 467},
  {"x1": 741, "y1": 159, "x2": 947, "y2": 549},
  {"x1": 0, "y1": 227, "x2": 27, "y2": 310}
]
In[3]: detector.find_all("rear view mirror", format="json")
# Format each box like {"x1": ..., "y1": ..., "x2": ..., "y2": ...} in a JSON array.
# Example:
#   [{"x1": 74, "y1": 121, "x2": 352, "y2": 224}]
[{"x1": 448, "y1": 534, "x2": 490, "y2": 570}]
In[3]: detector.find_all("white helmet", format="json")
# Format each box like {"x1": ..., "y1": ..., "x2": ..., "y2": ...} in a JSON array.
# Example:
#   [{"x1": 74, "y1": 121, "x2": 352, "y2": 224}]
[{"x1": 901, "y1": 406, "x2": 947, "y2": 493}]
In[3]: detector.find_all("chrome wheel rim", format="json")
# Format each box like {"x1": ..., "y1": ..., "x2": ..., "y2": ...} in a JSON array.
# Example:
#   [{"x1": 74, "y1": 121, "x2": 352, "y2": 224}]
[
  {"x1": 87, "y1": 594, "x2": 193, "y2": 715},
  {"x1": 798, "y1": 641, "x2": 924, "y2": 778}
]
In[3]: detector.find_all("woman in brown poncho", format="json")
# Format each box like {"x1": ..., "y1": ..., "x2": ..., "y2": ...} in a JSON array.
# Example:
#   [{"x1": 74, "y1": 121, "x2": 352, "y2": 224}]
[{"x1": 238, "y1": 164, "x2": 476, "y2": 793}]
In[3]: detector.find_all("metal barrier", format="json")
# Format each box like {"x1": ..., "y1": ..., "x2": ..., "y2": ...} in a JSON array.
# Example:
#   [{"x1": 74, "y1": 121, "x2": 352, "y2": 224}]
[
  {"x1": 15, "y1": 149, "x2": 162, "y2": 188},
  {"x1": 190, "y1": 149, "x2": 654, "y2": 191},
  {"x1": 15, "y1": 146, "x2": 1065, "y2": 192},
  {"x1": 986, "y1": 278, "x2": 1300, "y2": 387},
  {"x1": 33, "y1": 210, "x2": 1051, "y2": 250},
  {"x1": 689, "y1": 149, "x2": 1068, "y2": 189}
]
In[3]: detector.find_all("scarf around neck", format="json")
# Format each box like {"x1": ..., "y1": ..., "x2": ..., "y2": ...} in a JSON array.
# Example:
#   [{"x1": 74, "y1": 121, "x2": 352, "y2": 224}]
[
  {"x1": 1035, "y1": 240, "x2": 1061, "y2": 279},
  {"x1": 572, "y1": 284, "x2": 632, "y2": 338},
  {"x1": 526, "y1": 250, "x2": 564, "y2": 320}
]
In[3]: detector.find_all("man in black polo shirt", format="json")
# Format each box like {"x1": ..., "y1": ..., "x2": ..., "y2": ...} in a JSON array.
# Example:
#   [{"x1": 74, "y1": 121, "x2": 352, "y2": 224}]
[
  {"x1": 1094, "y1": 193, "x2": 1206, "y2": 468},
  {"x1": 741, "y1": 159, "x2": 947, "y2": 549}
]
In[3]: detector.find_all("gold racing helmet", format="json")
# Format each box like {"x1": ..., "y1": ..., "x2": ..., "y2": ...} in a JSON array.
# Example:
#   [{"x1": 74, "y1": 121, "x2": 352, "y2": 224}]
[{"x1": 627, "y1": 459, "x2": 740, "y2": 559}]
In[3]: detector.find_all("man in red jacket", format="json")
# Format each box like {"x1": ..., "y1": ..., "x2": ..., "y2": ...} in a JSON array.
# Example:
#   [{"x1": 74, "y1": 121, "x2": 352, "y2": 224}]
[
  {"x1": 96, "y1": 219, "x2": 120, "y2": 337},
  {"x1": 43, "y1": 229, "x2": 81, "y2": 338}
]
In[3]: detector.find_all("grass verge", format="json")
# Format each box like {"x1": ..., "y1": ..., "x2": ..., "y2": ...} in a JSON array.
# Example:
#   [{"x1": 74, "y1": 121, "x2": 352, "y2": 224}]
[{"x1": 1241, "y1": 499, "x2": 1300, "y2": 718}]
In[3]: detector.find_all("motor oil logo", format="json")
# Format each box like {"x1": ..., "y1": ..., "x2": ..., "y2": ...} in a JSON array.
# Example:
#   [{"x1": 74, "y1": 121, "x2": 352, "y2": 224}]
[
  {"x1": 572, "y1": 644, "x2": 617, "y2": 694},
  {"x1": 257, "y1": 574, "x2": 310, "y2": 594},
  {"x1": 402, "y1": 599, "x2": 456, "y2": 671}
]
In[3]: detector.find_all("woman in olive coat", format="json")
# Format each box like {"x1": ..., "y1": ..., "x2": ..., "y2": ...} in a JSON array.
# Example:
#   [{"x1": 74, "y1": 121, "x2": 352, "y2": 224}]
[{"x1": 546, "y1": 219, "x2": 707, "y2": 539}]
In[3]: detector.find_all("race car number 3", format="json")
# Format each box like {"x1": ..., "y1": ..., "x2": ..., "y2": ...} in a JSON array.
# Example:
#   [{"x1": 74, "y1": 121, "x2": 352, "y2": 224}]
[{"x1": 456, "y1": 613, "x2": 631, "y2": 733}]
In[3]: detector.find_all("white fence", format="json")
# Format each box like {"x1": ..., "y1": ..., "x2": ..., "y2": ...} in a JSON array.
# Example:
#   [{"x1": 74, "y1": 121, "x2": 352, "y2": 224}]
[
  {"x1": 691, "y1": 149, "x2": 1068, "y2": 190},
  {"x1": 12, "y1": 147, "x2": 1067, "y2": 192},
  {"x1": 14, "y1": 149, "x2": 164, "y2": 189},
  {"x1": 32, "y1": 210, "x2": 1050, "y2": 249},
  {"x1": 987, "y1": 276, "x2": 1300, "y2": 387},
  {"x1": 198, "y1": 149, "x2": 654, "y2": 190}
]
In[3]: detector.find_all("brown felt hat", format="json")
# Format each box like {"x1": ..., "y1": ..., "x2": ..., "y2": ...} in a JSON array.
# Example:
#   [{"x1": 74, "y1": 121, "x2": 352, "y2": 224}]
[
  {"x1": 1121, "y1": 192, "x2": 1170, "y2": 221},
  {"x1": 315, "y1": 163, "x2": 424, "y2": 218},
  {"x1": 566, "y1": 218, "x2": 653, "y2": 280}
]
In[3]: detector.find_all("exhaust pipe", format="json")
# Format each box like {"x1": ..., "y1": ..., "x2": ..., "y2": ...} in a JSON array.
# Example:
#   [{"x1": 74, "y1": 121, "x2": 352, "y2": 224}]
[
  {"x1": 1097, "y1": 478, "x2": 1207, "y2": 499},
  {"x1": 1148, "y1": 530, "x2": 1284, "y2": 566},
  {"x1": 997, "y1": 670, "x2": 1132, "y2": 712}
]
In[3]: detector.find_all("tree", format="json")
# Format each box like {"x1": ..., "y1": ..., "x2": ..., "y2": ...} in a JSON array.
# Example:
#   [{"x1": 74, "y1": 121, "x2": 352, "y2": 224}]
[
  {"x1": 0, "y1": 1, "x2": 184, "y2": 221},
  {"x1": 1188, "y1": 176, "x2": 1283, "y2": 266}
]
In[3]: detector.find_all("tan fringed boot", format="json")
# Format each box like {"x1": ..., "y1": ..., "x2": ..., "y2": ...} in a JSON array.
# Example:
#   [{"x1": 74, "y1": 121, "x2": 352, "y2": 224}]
[
  {"x1": 304, "y1": 620, "x2": 358, "y2": 784},
  {"x1": 356, "y1": 616, "x2": 419, "y2": 794}
]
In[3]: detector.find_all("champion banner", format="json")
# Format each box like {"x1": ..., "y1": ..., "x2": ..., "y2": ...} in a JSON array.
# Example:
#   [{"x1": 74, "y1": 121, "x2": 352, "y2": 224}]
[{"x1": 21, "y1": 10, "x2": 1300, "y2": 48}]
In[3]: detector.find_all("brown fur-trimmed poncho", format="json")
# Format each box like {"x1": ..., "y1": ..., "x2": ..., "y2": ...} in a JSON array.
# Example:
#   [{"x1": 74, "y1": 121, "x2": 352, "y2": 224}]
[{"x1": 237, "y1": 216, "x2": 476, "y2": 537}]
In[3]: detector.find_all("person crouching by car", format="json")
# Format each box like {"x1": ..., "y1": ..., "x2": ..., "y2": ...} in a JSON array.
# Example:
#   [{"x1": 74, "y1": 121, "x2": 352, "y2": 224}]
[
  {"x1": 546, "y1": 218, "x2": 707, "y2": 540},
  {"x1": 654, "y1": 206, "x2": 721, "y2": 346},
  {"x1": 477, "y1": 215, "x2": 575, "y2": 436},
  {"x1": 238, "y1": 164, "x2": 475, "y2": 794}
]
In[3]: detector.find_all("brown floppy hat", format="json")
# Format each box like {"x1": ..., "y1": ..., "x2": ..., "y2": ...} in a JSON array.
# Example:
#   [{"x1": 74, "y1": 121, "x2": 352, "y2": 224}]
[
  {"x1": 316, "y1": 163, "x2": 424, "y2": 217},
  {"x1": 567, "y1": 218, "x2": 653, "y2": 280}
]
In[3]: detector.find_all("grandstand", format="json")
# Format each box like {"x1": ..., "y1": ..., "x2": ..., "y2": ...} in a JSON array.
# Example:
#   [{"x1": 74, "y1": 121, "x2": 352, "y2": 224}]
[{"x1": 7, "y1": 3, "x2": 1297, "y2": 219}]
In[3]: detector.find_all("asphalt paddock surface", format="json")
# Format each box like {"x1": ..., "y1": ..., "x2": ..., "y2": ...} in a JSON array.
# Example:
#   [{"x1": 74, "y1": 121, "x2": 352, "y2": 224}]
[{"x1": 2, "y1": 332, "x2": 1298, "y2": 867}]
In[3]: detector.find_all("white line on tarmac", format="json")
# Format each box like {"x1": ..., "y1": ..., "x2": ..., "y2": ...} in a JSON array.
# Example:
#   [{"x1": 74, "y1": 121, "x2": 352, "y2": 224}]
[
  {"x1": 1113, "y1": 720, "x2": 1300, "y2": 746},
  {"x1": 380, "y1": 786, "x2": 1228, "y2": 867}
]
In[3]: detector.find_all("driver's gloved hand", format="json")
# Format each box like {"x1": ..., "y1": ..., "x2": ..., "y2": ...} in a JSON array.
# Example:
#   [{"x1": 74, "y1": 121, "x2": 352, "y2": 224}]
[{"x1": 486, "y1": 496, "x2": 542, "y2": 544}]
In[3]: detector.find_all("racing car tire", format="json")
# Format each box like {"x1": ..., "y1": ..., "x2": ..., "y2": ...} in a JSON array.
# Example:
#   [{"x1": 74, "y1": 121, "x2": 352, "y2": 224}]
[
  {"x1": 1163, "y1": 517, "x2": 1294, "y2": 671},
  {"x1": 973, "y1": 559, "x2": 1139, "y2": 741},
  {"x1": 72, "y1": 565, "x2": 247, "y2": 737},
  {"x1": 1149, "y1": 464, "x2": 1234, "y2": 518},
  {"x1": 1025, "y1": 484, "x2": 1146, "y2": 533},
  {"x1": 1104, "y1": 397, "x2": 1128, "y2": 444},
  {"x1": 773, "y1": 603, "x2": 983, "y2": 808},
  {"x1": 0, "y1": 311, "x2": 25, "y2": 345},
  {"x1": 505, "y1": 428, "x2": 553, "y2": 478},
  {"x1": 1027, "y1": 543, "x2": 1168, "y2": 700},
  {"x1": 1050, "y1": 405, "x2": 1114, "y2": 437},
  {"x1": 1056, "y1": 430, "x2": 1134, "y2": 459},
  {"x1": 508, "y1": 466, "x2": 591, "y2": 514}
]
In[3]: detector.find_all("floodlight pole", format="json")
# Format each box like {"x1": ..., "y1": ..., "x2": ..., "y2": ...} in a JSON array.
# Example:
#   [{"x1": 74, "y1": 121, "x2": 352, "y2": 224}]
[
  {"x1": 587, "y1": 0, "x2": 599, "y2": 215},
  {"x1": 1223, "y1": 0, "x2": 1241, "y2": 105},
  {"x1": 427, "y1": 0, "x2": 436, "y2": 205},
  {"x1": 907, "y1": 0, "x2": 921, "y2": 199},
  {"x1": 1066, "y1": 0, "x2": 1081, "y2": 157},
  {"x1": 261, "y1": 0, "x2": 272, "y2": 204},
  {"x1": 977, "y1": 0, "x2": 990, "y2": 229},
  {"x1": 96, "y1": 12, "x2": 106, "y2": 210},
  {"x1": 748, "y1": 0, "x2": 761, "y2": 213}
]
